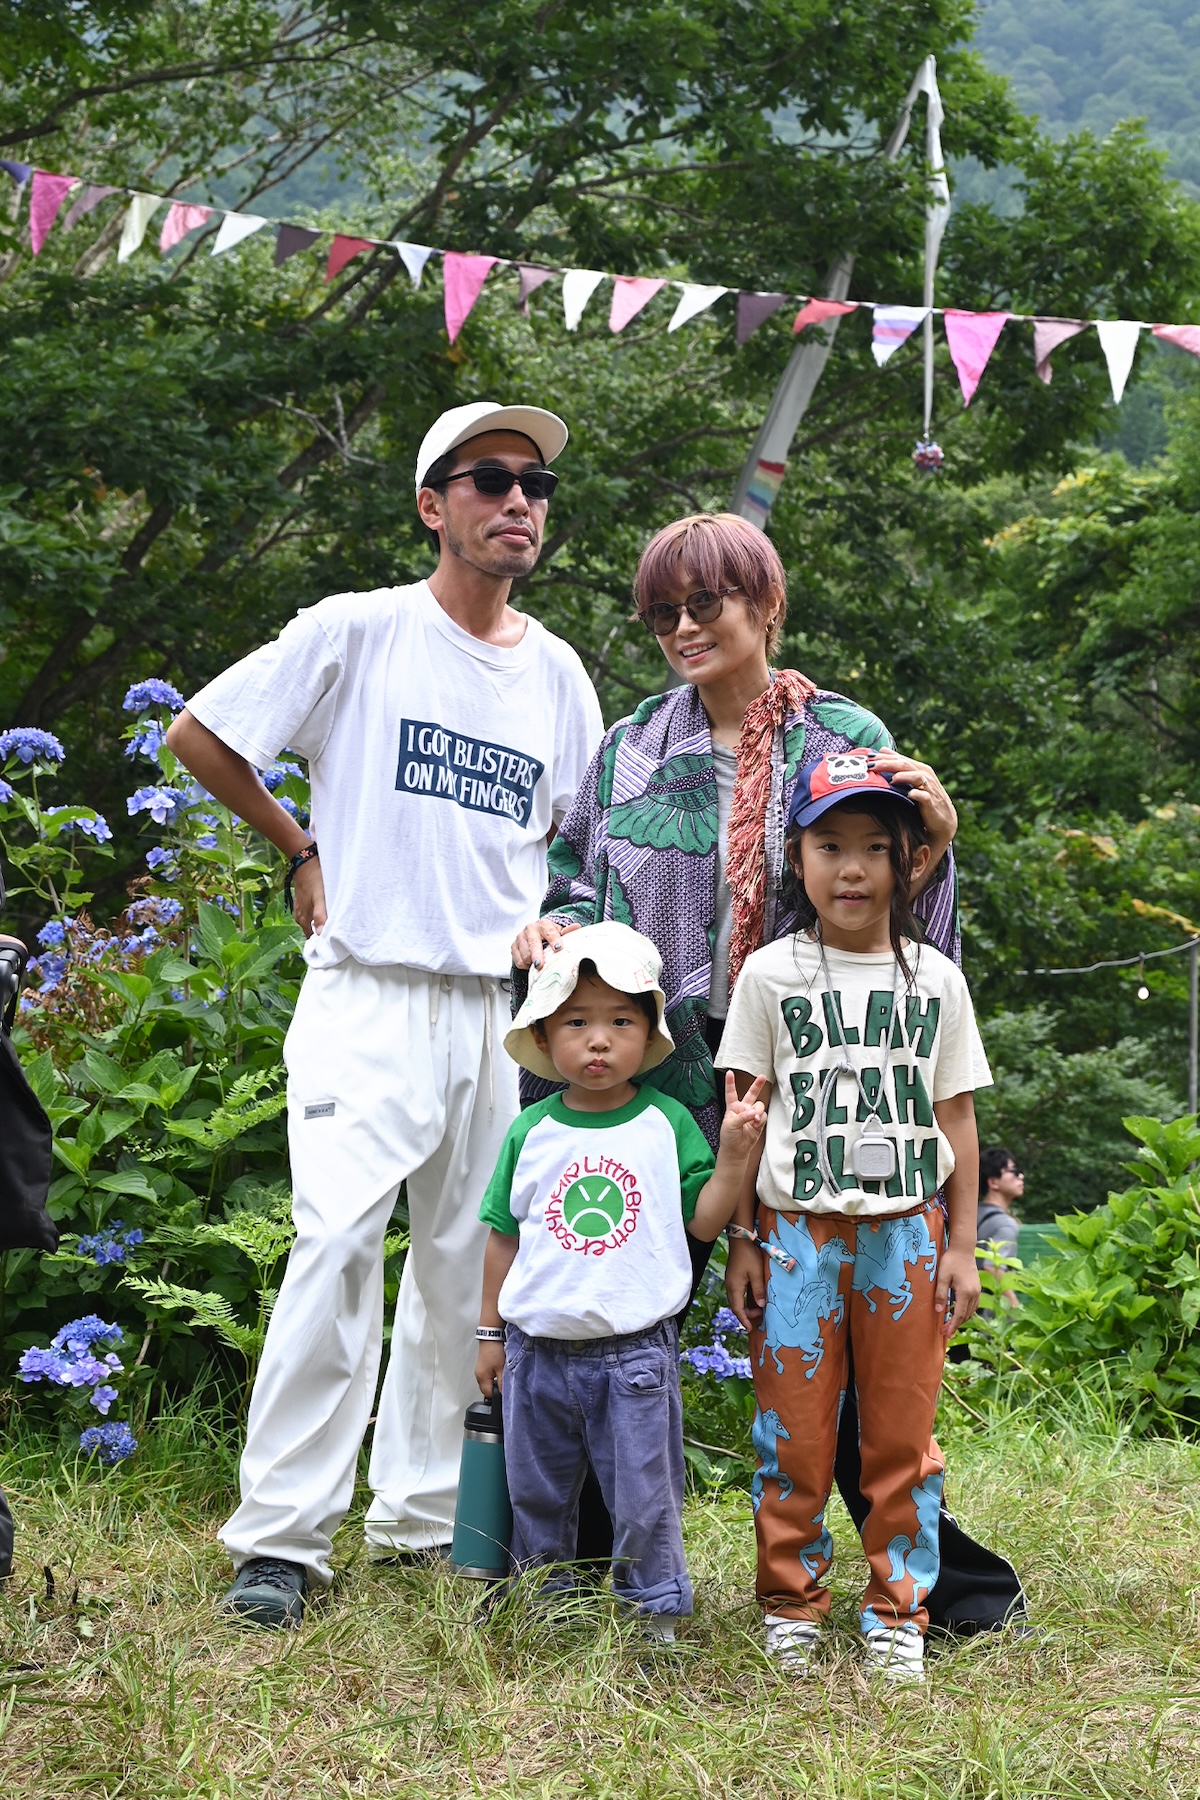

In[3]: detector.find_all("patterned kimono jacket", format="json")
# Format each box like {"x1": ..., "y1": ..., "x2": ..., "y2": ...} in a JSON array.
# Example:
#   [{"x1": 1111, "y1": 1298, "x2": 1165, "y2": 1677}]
[{"x1": 529, "y1": 681, "x2": 960, "y2": 1148}]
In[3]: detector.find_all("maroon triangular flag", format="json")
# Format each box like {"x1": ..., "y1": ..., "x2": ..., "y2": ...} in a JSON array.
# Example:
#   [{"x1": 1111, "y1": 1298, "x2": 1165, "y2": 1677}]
[
  {"x1": 62, "y1": 183, "x2": 118, "y2": 231},
  {"x1": 326, "y1": 235, "x2": 373, "y2": 282},
  {"x1": 736, "y1": 292, "x2": 787, "y2": 345},
  {"x1": 792, "y1": 298, "x2": 857, "y2": 333},
  {"x1": 276, "y1": 224, "x2": 320, "y2": 267},
  {"x1": 517, "y1": 265, "x2": 554, "y2": 315}
]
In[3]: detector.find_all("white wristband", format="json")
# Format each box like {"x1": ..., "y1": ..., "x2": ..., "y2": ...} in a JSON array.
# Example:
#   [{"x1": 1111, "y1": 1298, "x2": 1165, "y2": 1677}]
[{"x1": 475, "y1": 1326, "x2": 505, "y2": 1342}]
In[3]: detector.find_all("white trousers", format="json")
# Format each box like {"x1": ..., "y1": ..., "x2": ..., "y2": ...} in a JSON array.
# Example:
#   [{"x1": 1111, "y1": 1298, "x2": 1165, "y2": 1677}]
[{"x1": 219, "y1": 960, "x2": 516, "y2": 1587}]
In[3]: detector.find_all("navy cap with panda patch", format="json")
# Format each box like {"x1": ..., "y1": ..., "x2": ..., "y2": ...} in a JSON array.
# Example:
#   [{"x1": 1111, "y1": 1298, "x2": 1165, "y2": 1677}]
[{"x1": 788, "y1": 751, "x2": 917, "y2": 831}]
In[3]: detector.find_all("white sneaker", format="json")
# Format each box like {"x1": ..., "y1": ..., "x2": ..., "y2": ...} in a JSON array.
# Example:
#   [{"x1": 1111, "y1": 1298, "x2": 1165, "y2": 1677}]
[
  {"x1": 764, "y1": 1613, "x2": 821, "y2": 1675},
  {"x1": 642, "y1": 1616, "x2": 677, "y2": 1645},
  {"x1": 862, "y1": 1623, "x2": 925, "y2": 1684}
]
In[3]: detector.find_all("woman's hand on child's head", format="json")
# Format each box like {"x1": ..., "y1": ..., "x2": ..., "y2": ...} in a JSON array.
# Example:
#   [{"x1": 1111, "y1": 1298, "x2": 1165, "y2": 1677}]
[
  {"x1": 720, "y1": 1072, "x2": 768, "y2": 1157},
  {"x1": 725, "y1": 1233, "x2": 766, "y2": 1332},
  {"x1": 935, "y1": 1244, "x2": 981, "y2": 1338},
  {"x1": 474, "y1": 1339, "x2": 506, "y2": 1397}
]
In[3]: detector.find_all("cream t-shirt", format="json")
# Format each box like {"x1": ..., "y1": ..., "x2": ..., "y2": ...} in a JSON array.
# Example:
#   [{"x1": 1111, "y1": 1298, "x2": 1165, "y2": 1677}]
[{"x1": 716, "y1": 935, "x2": 992, "y2": 1218}]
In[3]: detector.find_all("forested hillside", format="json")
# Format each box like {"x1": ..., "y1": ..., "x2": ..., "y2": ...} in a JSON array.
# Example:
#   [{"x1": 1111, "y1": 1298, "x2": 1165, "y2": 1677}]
[{"x1": 975, "y1": 1, "x2": 1200, "y2": 192}]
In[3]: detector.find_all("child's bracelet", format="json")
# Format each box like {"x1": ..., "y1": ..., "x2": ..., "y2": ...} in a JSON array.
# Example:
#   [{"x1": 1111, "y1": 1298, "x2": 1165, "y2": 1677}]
[
  {"x1": 726, "y1": 1222, "x2": 796, "y2": 1274},
  {"x1": 475, "y1": 1326, "x2": 505, "y2": 1342},
  {"x1": 283, "y1": 841, "x2": 319, "y2": 912}
]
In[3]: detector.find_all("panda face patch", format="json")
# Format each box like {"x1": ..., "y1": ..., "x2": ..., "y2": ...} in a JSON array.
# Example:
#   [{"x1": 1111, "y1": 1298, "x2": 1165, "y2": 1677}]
[{"x1": 824, "y1": 753, "x2": 872, "y2": 786}]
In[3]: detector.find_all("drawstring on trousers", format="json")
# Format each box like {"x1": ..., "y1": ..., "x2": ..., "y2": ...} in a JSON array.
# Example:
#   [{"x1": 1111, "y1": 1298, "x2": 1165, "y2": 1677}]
[{"x1": 427, "y1": 973, "x2": 499, "y2": 1115}]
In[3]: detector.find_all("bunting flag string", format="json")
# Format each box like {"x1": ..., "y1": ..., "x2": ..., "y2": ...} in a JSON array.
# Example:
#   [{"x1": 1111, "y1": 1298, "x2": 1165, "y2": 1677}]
[{"x1": 6, "y1": 159, "x2": 1200, "y2": 414}]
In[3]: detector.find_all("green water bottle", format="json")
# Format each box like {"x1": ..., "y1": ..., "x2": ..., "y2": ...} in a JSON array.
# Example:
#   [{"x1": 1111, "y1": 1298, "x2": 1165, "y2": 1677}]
[{"x1": 450, "y1": 1384, "x2": 512, "y2": 1580}]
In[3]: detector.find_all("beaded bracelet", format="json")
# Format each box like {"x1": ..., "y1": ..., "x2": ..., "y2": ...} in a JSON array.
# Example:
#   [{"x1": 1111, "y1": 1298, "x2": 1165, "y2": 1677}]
[{"x1": 283, "y1": 841, "x2": 319, "y2": 912}]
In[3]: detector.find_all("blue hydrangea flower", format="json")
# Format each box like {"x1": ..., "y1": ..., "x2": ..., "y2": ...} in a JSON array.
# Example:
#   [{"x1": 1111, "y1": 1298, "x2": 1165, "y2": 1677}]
[
  {"x1": 80, "y1": 1421, "x2": 137, "y2": 1464},
  {"x1": 18, "y1": 1345, "x2": 70, "y2": 1385},
  {"x1": 47, "y1": 808, "x2": 113, "y2": 843},
  {"x1": 196, "y1": 832, "x2": 218, "y2": 849},
  {"x1": 89, "y1": 1384, "x2": 119, "y2": 1414},
  {"x1": 681, "y1": 1340, "x2": 751, "y2": 1381},
  {"x1": 125, "y1": 719, "x2": 165, "y2": 760},
  {"x1": 712, "y1": 1307, "x2": 745, "y2": 1336},
  {"x1": 77, "y1": 1222, "x2": 144, "y2": 1267},
  {"x1": 0, "y1": 776, "x2": 12, "y2": 802},
  {"x1": 145, "y1": 846, "x2": 176, "y2": 871},
  {"x1": 123, "y1": 679, "x2": 184, "y2": 714},
  {"x1": 0, "y1": 726, "x2": 66, "y2": 765},
  {"x1": 51, "y1": 1315, "x2": 123, "y2": 1355},
  {"x1": 275, "y1": 796, "x2": 300, "y2": 821},
  {"x1": 36, "y1": 918, "x2": 71, "y2": 947},
  {"x1": 127, "y1": 785, "x2": 190, "y2": 826},
  {"x1": 261, "y1": 760, "x2": 304, "y2": 791}
]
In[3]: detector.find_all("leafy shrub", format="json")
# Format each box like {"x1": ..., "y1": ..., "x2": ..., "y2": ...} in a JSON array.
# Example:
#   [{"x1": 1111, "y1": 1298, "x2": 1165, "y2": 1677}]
[
  {"x1": 953, "y1": 1113, "x2": 1200, "y2": 1434},
  {"x1": 0, "y1": 685, "x2": 407, "y2": 1406}
]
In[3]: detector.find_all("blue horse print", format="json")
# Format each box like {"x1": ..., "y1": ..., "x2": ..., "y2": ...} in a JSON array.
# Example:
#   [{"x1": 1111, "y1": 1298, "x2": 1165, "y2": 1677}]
[
  {"x1": 760, "y1": 1213, "x2": 854, "y2": 1376},
  {"x1": 852, "y1": 1212, "x2": 938, "y2": 1321},
  {"x1": 751, "y1": 1407, "x2": 793, "y2": 1513},
  {"x1": 798, "y1": 1504, "x2": 834, "y2": 1583},
  {"x1": 885, "y1": 1467, "x2": 944, "y2": 1611}
]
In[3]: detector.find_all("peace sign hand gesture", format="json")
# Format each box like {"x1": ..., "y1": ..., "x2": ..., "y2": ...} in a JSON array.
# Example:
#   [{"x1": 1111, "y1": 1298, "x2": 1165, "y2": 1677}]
[{"x1": 719, "y1": 1072, "x2": 769, "y2": 1160}]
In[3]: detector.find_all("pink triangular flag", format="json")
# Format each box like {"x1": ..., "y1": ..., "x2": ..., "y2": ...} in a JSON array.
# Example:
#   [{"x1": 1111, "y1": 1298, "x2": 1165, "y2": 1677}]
[
  {"x1": 1152, "y1": 323, "x2": 1200, "y2": 358},
  {"x1": 30, "y1": 171, "x2": 77, "y2": 255},
  {"x1": 443, "y1": 252, "x2": 497, "y2": 341},
  {"x1": 609, "y1": 276, "x2": 665, "y2": 333},
  {"x1": 1032, "y1": 318, "x2": 1087, "y2": 383},
  {"x1": 944, "y1": 310, "x2": 1011, "y2": 404},
  {"x1": 792, "y1": 298, "x2": 857, "y2": 333},
  {"x1": 159, "y1": 202, "x2": 211, "y2": 253},
  {"x1": 517, "y1": 265, "x2": 554, "y2": 315},
  {"x1": 325, "y1": 235, "x2": 373, "y2": 283}
]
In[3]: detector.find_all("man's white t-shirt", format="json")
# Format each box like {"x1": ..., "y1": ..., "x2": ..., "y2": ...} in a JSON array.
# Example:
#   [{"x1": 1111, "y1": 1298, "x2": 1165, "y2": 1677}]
[
  {"x1": 716, "y1": 936, "x2": 992, "y2": 1219},
  {"x1": 479, "y1": 1089, "x2": 715, "y2": 1338},
  {"x1": 186, "y1": 581, "x2": 603, "y2": 975}
]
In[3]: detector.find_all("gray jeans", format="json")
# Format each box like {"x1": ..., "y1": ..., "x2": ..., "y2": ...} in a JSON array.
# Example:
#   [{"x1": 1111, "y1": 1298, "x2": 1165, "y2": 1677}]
[{"x1": 503, "y1": 1319, "x2": 692, "y2": 1617}]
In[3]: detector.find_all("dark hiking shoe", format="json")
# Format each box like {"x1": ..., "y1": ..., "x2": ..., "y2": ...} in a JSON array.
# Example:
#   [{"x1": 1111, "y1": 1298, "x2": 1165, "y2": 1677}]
[{"x1": 221, "y1": 1556, "x2": 306, "y2": 1628}]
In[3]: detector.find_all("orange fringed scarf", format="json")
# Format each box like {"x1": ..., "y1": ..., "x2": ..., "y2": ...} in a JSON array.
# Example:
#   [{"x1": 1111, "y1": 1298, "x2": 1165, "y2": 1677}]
[{"x1": 725, "y1": 668, "x2": 816, "y2": 995}]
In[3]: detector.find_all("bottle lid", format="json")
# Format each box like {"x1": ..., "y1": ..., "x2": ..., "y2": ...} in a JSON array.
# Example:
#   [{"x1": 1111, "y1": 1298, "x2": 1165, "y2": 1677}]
[{"x1": 463, "y1": 1387, "x2": 504, "y2": 1438}]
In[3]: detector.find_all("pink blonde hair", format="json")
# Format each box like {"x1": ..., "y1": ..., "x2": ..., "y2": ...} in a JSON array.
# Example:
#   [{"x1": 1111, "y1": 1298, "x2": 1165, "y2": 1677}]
[{"x1": 633, "y1": 512, "x2": 788, "y2": 656}]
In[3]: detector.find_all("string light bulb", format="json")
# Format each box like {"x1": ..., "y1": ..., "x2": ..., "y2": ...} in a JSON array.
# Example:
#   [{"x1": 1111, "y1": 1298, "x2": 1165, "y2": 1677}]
[{"x1": 1137, "y1": 958, "x2": 1150, "y2": 1001}]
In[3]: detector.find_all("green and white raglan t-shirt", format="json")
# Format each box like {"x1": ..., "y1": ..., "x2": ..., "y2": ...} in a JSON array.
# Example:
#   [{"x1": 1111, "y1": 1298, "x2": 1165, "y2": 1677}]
[{"x1": 479, "y1": 1089, "x2": 715, "y2": 1339}]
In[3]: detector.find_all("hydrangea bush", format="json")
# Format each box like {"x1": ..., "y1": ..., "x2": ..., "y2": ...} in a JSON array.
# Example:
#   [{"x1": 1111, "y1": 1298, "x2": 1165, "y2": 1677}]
[
  {"x1": 678, "y1": 1261, "x2": 757, "y2": 1487},
  {"x1": 0, "y1": 682, "x2": 323, "y2": 1421}
]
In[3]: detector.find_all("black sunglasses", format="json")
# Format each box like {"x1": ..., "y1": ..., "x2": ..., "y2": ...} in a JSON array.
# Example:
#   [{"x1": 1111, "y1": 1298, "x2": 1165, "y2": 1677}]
[
  {"x1": 640, "y1": 585, "x2": 742, "y2": 638},
  {"x1": 439, "y1": 464, "x2": 559, "y2": 501}
]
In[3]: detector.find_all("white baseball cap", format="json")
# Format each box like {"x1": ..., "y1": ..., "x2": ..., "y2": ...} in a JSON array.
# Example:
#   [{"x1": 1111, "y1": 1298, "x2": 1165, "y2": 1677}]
[
  {"x1": 414, "y1": 401, "x2": 568, "y2": 497},
  {"x1": 504, "y1": 921, "x2": 675, "y2": 1081}
]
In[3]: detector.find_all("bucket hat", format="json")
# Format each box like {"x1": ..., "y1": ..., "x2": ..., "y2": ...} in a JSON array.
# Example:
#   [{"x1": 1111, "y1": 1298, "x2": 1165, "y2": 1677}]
[{"x1": 505, "y1": 922, "x2": 674, "y2": 1080}]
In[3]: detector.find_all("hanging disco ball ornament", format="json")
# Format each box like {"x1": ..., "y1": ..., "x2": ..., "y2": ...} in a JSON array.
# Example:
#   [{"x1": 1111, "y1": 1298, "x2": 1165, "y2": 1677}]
[{"x1": 912, "y1": 437, "x2": 945, "y2": 473}]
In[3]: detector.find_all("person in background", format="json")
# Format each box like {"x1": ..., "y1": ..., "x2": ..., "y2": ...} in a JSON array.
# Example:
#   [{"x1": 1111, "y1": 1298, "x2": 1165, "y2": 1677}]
[{"x1": 977, "y1": 1147, "x2": 1024, "y2": 1305}]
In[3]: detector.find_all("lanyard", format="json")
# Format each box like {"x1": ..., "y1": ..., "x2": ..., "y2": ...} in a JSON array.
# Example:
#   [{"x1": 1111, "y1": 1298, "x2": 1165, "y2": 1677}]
[{"x1": 813, "y1": 931, "x2": 902, "y2": 1197}]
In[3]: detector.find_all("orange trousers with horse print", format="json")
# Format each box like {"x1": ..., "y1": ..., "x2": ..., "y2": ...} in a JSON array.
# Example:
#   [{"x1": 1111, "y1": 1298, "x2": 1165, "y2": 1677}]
[{"x1": 749, "y1": 1199, "x2": 947, "y2": 1633}]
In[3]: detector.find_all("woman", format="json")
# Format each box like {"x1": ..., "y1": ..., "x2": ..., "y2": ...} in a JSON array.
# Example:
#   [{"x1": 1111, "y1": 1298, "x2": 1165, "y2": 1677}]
[{"x1": 513, "y1": 512, "x2": 1024, "y2": 1635}]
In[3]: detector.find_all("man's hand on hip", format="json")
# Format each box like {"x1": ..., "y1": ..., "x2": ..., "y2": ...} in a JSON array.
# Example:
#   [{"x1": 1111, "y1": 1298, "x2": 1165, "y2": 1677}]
[{"x1": 292, "y1": 855, "x2": 328, "y2": 938}]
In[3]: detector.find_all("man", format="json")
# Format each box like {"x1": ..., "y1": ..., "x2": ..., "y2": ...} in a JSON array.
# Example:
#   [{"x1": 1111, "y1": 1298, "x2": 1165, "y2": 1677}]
[
  {"x1": 167, "y1": 401, "x2": 603, "y2": 1626},
  {"x1": 977, "y1": 1147, "x2": 1024, "y2": 1305}
]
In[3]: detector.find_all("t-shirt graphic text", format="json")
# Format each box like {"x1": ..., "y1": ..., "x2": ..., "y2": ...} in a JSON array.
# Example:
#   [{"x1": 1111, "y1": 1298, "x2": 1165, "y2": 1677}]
[{"x1": 396, "y1": 718, "x2": 545, "y2": 826}]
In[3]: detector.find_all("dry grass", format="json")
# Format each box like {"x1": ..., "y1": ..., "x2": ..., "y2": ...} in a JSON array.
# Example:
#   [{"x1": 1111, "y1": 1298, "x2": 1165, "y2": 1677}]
[{"x1": 2, "y1": 1401, "x2": 1199, "y2": 1798}]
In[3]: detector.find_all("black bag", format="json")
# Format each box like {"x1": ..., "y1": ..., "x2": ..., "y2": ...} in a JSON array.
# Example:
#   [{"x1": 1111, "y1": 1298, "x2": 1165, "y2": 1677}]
[{"x1": 0, "y1": 932, "x2": 57, "y2": 1254}]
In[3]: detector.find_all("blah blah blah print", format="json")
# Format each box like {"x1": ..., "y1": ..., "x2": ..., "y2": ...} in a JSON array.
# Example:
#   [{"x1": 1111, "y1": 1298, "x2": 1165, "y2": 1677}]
[{"x1": 750, "y1": 1201, "x2": 947, "y2": 1633}]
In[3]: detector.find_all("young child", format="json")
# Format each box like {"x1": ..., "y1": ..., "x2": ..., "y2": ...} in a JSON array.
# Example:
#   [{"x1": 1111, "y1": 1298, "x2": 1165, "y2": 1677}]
[
  {"x1": 719, "y1": 752, "x2": 990, "y2": 1683},
  {"x1": 476, "y1": 920, "x2": 766, "y2": 1639}
]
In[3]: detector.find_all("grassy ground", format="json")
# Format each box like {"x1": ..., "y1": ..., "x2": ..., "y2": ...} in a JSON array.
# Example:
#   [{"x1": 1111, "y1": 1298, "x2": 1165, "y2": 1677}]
[{"x1": 2, "y1": 1399, "x2": 1199, "y2": 1799}]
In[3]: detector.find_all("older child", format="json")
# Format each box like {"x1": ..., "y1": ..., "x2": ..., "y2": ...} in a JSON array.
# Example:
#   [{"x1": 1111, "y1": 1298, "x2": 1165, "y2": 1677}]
[
  {"x1": 476, "y1": 921, "x2": 765, "y2": 1639},
  {"x1": 719, "y1": 752, "x2": 990, "y2": 1682}
]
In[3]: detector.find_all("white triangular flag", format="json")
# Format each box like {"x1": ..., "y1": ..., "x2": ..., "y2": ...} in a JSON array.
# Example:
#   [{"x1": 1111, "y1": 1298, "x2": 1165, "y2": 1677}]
[
  {"x1": 392, "y1": 241, "x2": 434, "y2": 288},
  {"x1": 1095, "y1": 319, "x2": 1142, "y2": 404},
  {"x1": 562, "y1": 268, "x2": 604, "y2": 332},
  {"x1": 211, "y1": 211, "x2": 269, "y2": 255},
  {"x1": 667, "y1": 283, "x2": 728, "y2": 332},
  {"x1": 871, "y1": 303, "x2": 929, "y2": 366},
  {"x1": 117, "y1": 192, "x2": 161, "y2": 262}
]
